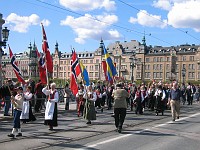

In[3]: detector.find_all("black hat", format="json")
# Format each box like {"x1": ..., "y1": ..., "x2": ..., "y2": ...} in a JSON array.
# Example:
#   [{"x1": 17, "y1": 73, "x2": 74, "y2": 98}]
[
  {"x1": 116, "y1": 83, "x2": 122, "y2": 88},
  {"x1": 17, "y1": 86, "x2": 23, "y2": 91}
]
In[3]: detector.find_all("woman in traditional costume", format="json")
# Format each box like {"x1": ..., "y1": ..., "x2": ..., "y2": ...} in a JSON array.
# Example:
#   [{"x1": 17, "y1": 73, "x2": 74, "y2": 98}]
[
  {"x1": 42, "y1": 83, "x2": 59, "y2": 130},
  {"x1": 83, "y1": 85, "x2": 97, "y2": 124}
]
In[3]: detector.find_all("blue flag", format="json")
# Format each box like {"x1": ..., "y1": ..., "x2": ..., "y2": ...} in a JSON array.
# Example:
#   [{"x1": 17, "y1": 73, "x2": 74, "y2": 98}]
[
  {"x1": 79, "y1": 60, "x2": 90, "y2": 86},
  {"x1": 103, "y1": 44, "x2": 117, "y2": 81}
]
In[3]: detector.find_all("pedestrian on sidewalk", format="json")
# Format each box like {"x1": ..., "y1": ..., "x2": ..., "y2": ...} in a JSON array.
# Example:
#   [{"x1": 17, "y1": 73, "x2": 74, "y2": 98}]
[
  {"x1": 8, "y1": 86, "x2": 24, "y2": 138},
  {"x1": 112, "y1": 83, "x2": 129, "y2": 133},
  {"x1": 42, "y1": 83, "x2": 59, "y2": 130}
]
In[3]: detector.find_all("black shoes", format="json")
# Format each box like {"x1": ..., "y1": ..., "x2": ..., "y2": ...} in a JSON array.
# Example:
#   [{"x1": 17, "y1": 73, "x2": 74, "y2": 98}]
[
  {"x1": 172, "y1": 119, "x2": 175, "y2": 121},
  {"x1": 177, "y1": 116, "x2": 179, "y2": 119},
  {"x1": 86, "y1": 121, "x2": 91, "y2": 124},
  {"x1": 16, "y1": 133, "x2": 22, "y2": 137},
  {"x1": 7, "y1": 134, "x2": 15, "y2": 138}
]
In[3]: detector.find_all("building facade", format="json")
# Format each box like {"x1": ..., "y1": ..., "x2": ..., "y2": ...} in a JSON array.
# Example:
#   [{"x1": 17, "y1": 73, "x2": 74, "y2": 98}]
[{"x1": 2, "y1": 38, "x2": 200, "y2": 83}]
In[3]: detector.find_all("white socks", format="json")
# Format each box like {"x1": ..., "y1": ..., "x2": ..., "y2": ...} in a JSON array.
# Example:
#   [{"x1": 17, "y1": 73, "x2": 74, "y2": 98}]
[
  {"x1": 18, "y1": 128, "x2": 22, "y2": 133},
  {"x1": 11, "y1": 128, "x2": 16, "y2": 135}
]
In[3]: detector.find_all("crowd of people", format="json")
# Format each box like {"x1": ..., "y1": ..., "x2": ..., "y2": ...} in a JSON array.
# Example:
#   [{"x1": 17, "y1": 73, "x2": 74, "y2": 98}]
[{"x1": 0, "y1": 78, "x2": 200, "y2": 137}]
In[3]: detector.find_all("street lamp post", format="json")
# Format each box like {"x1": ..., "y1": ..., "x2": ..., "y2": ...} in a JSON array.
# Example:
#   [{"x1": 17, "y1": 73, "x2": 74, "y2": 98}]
[
  {"x1": 182, "y1": 67, "x2": 186, "y2": 83},
  {"x1": 129, "y1": 55, "x2": 137, "y2": 83},
  {"x1": 0, "y1": 14, "x2": 10, "y2": 86}
]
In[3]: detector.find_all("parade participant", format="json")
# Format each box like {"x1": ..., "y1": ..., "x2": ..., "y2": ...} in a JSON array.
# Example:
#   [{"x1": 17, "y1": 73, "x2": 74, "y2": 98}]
[
  {"x1": 140, "y1": 83, "x2": 148, "y2": 112},
  {"x1": 112, "y1": 83, "x2": 129, "y2": 133},
  {"x1": 64, "y1": 83, "x2": 72, "y2": 110},
  {"x1": 168, "y1": 82, "x2": 182, "y2": 121},
  {"x1": 20, "y1": 86, "x2": 36, "y2": 123},
  {"x1": 133, "y1": 86, "x2": 144, "y2": 115},
  {"x1": 42, "y1": 83, "x2": 59, "y2": 130},
  {"x1": 101, "y1": 88, "x2": 107, "y2": 112},
  {"x1": 83, "y1": 85, "x2": 97, "y2": 124},
  {"x1": 180, "y1": 83, "x2": 186, "y2": 105},
  {"x1": 186, "y1": 82, "x2": 193, "y2": 105},
  {"x1": 95, "y1": 88, "x2": 102, "y2": 110},
  {"x1": 3, "y1": 79, "x2": 14, "y2": 116},
  {"x1": 147, "y1": 84, "x2": 156, "y2": 111},
  {"x1": 76, "y1": 90, "x2": 85, "y2": 117},
  {"x1": 154, "y1": 85, "x2": 166, "y2": 116},
  {"x1": 34, "y1": 80, "x2": 44, "y2": 112},
  {"x1": 8, "y1": 87, "x2": 24, "y2": 138},
  {"x1": 107, "y1": 84, "x2": 114, "y2": 110}
]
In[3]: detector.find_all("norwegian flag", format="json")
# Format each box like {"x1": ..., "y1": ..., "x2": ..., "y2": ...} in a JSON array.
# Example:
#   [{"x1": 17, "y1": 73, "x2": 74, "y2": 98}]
[
  {"x1": 70, "y1": 50, "x2": 81, "y2": 95},
  {"x1": 36, "y1": 47, "x2": 47, "y2": 84},
  {"x1": 41, "y1": 23, "x2": 53, "y2": 73},
  {"x1": 9, "y1": 45, "x2": 26, "y2": 85}
]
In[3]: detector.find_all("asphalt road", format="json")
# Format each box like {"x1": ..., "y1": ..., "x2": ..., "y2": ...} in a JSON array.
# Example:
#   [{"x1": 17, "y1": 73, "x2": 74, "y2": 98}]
[{"x1": 0, "y1": 102, "x2": 200, "y2": 150}]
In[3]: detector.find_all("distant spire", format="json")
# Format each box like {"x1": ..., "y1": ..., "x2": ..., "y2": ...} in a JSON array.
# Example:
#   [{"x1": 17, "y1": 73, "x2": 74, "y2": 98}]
[
  {"x1": 142, "y1": 31, "x2": 146, "y2": 46},
  {"x1": 55, "y1": 41, "x2": 58, "y2": 50},
  {"x1": 28, "y1": 42, "x2": 32, "y2": 51},
  {"x1": 99, "y1": 38, "x2": 104, "y2": 55}
]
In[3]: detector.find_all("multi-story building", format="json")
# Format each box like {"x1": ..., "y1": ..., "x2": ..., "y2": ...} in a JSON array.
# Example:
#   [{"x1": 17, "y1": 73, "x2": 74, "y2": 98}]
[
  {"x1": 1, "y1": 42, "x2": 38, "y2": 81},
  {"x1": 2, "y1": 37, "x2": 200, "y2": 83}
]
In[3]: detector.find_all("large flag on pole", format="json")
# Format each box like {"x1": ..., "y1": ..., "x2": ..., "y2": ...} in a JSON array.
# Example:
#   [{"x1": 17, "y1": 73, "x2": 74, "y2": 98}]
[
  {"x1": 70, "y1": 50, "x2": 81, "y2": 95},
  {"x1": 103, "y1": 44, "x2": 117, "y2": 81},
  {"x1": 102, "y1": 60, "x2": 108, "y2": 81},
  {"x1": 41, "y1": 23, "x2": 53, "y2": 73},
  {"x1": 36, "y1": 47, "x2": 47, "y2": 84},
  {"x1": 79, "y1": 60, "x2": 90, "y2": 86},
  {"x1": 9, "y1": 45, "x2": 26, "y2": 85}
]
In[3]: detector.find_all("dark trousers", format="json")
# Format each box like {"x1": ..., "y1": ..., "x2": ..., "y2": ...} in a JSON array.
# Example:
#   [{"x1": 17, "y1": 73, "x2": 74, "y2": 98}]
[
  {"x1": 114, "y1": 108, "x2": 126, "y2": 129},
  {"x1": 13, "y1": 109, "x2": 22, "y2": 128},
  {"x1": 35, "y1": 95, "x2": 42, "y2": 112},
  {"x1": 4, "y1": 96, "x2": 11, "y2": 115}
]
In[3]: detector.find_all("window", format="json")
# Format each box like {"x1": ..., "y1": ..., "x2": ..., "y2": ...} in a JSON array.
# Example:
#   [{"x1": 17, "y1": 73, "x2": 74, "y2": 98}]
[
  {"x1": 96, "y1": 59, "x2": 99, "y2": 63},
  {"x1": 160, "y1": 57, "x2": 163, "y2": 62},
  {"x1": 145, "y1": 72, "x2": 150, "y2": 78},
  {"x1": 190, "y1": 56, "x2": 194, "y2": 61},
  {"x1": 153, "y1": 72, "x2": 156, "y2": 78},
  {"x1": 189, "y1": 64, "x2": 195, "y2": 70},
  {"x1": 95, "y1": 65, "x2": 99, "y2": 71},
  {"x1": 89, "y1": 72, "x2": 93, "y2": 77},
  {"x1": 198, "y1": 72, "x2": 200, "y2": 79},
  {"x1": 146, "y1": 58, "x2": 150, "y2": 62},
  {"x1": 95, "y1": 72, "x2": 98, "y2": 77},
  {"x1": 166, "y1": 64, "x2": 170, "y2": 70},
  {"x1": 90, "y1": 60, "x2": 93, "y2": 63},
  {"x1": 160, "y1": 64, "x2": 163, "y2": 70},
  {"x1": 166, "y1": 72, "x2": 170, "y2": 78},
  {"x1": 60, "y1": 61, "x2": 63, "y2": 65},
  {"x1": 167, "y1": 57, "x2": 170, "y2": 62},
  {"x1": 182, "y1": 56, "x2": 186, "y2": 61},
  {"x1": 188, "y1": 72, "x2": 195, "y2": 79}
]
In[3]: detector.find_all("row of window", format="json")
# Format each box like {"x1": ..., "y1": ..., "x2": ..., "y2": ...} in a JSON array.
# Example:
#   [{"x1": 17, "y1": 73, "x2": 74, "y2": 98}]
[
  {"x1": 147, "y1": 56, "x2": 195, "y2": 62},
  {"x1": 144, "y1": 72, "x2": 198, "y2": 79}
]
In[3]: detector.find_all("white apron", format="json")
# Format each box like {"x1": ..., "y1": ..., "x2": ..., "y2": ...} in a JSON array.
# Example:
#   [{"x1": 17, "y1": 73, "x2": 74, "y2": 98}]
[
  {"x1": 20, "y1": 100, "x2": 30, "y2": 119},
  {"x1": 45, "y1": 101, "x2": 55, "y2": 120}
]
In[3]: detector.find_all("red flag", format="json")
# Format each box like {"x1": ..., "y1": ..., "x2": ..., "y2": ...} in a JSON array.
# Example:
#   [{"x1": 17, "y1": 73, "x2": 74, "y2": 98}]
[
  {"x1": 70, "y1": 50, "x2": 81, "y2": 95},
  {"x1": 41, "y1": 24, "x2": 53, "y2": 73},
  {"x1": 9, "y1": 46, "x2": 26, "y2": 85},
  {"x1": 36, "y1": 48, "x2": 47, "y2": 84},
  {"x1": 102, "y1": 60, "x2": 108, "y2": 81}
]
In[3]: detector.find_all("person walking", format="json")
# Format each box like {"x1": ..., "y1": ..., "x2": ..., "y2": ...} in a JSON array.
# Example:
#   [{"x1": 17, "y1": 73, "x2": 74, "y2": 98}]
[
  {"x1": 8, "y1": 86, "x2": 24, "y2": 138},
  {"x1": 20, "y1": 86, "x2": 36, "y2": 123},
  {"x1": 168, "y1": 82, "x2": 182, "y2": 121},
  {"x1": 42, "y1": 83, "x2": 59, "y2": 130},
  {"x1": 112, "y1": 83, "x2": 129, "y2": 133},
  {"x1": 83, "y1": 85, "x2": 97, "y2": 124}
]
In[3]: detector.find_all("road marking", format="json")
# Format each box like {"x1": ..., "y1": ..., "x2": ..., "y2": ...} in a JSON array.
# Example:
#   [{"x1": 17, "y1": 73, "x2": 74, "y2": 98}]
[{"x1": 79, "y1": 112, "x2": 200, "y2": 149}]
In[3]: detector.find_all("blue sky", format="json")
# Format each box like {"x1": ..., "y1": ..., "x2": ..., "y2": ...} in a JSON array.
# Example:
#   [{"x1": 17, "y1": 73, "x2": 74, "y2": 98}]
[{"x1": 1, "y1": 0, "x2": 200, "y2": 54}]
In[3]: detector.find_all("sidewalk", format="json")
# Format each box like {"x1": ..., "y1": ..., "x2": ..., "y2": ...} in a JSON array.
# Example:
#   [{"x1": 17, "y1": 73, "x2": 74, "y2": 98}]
[{"x1": 0, "y1": 101, "x2": 77, "y2": 121}]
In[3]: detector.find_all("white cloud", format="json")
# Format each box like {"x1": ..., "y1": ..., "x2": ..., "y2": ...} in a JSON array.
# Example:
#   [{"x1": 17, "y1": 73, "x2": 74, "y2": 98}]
[
  {"x1": 59, "y1": 0, "x2": 116, "y2": 11},
  {"x1": 152, "y1": 0, "x2": 191, "y2": 10},
  {"x1": 168, "y1": 0, "x2": 200, "y2": 32},
  {"x1": 152, "y1": 0, "x2": 172, "y2": 11},
  {"x1": 129, "y1": 10, "x2": 167, "y2": 28},
  {"x1": 5, "y1": 13, "x2": 50, "y2": 33},
  {"x1": 60, "y1": 14, "x2": 120, "y2": 44}
]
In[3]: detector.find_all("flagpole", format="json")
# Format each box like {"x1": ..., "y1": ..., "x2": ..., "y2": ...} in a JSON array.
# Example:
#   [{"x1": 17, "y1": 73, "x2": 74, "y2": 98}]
[{"x1": 44, "y1": 51, "x2": 49, "y2": 88}]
